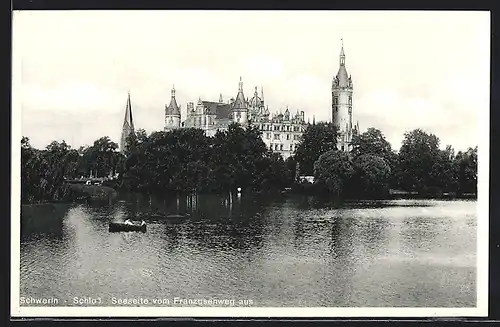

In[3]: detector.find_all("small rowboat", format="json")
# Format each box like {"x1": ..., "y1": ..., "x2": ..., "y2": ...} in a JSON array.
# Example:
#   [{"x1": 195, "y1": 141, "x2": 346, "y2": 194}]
[{"x1": 109, "y1": 220, "x2": 146, "y2": 233}]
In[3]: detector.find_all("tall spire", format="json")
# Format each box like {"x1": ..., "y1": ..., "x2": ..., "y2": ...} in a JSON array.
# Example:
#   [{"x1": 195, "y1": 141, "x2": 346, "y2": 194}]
[
  {"x1": 124, "y1": 91, "x2": 134, "y2": 130},
  {"x1": 120, "y1": 91, "x2": 135, "y2": 152},
  {"x1": 340, "y1": 37, "x2": 345, "y2": 66}
]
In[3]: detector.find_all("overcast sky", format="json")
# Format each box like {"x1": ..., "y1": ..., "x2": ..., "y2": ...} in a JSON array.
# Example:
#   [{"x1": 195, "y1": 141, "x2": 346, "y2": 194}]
[{"x1": 13, "y1": 10, "x2": 490, "y2": 151}]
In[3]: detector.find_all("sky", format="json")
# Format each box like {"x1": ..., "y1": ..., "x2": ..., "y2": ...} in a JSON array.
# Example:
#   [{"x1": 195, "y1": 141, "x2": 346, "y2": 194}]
[{"x1": 13, "y1": 10, "x2": 490, "y2": 151}]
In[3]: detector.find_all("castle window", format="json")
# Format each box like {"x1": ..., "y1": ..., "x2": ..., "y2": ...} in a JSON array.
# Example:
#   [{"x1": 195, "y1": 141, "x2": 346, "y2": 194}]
[
  {"x1": 290, "y1": 144, "x2": 293, "y2": 151},
  {"x1": 274, "y1": 125, "x2": 279, "y2": 131},
  {"x1": 341, "y1": 145, "x2": 345, "y2": 151},
  {"x1": 266, "y1": 133, "x2": 271, "y2": 139},
  {"x1": 274, "y1": 134, "x2": 280, "y2": 140},
  {"x1": 334, "y1": 96, "x2": 338, "y2": 105},
  {"x1": 280, "y1": 144, "x2": 284, "y2": 150},
  {"x1": 286, "y1": 134, "x2": 290, "y2": 140},
  {"x1": 237, "y1": 112, "x2": 241, "y2": 119},
  {"x1": 275, "y1": 144, "x2": 279, "y2": 150}
]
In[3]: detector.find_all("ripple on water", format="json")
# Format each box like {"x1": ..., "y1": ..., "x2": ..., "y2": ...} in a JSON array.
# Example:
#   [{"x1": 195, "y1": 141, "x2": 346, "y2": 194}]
[{"x1": 19, "y1": 197, "x2": 477, "y2": 307}]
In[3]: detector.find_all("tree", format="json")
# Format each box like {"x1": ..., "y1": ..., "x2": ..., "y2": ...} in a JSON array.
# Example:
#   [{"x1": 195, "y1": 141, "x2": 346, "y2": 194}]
[
  {"x1": 210, "y1": 123, "x2": 268, "y2": 192},
  {"x1": 295, "y1": 122, "x2": 338, "y2": 175},
  {"x1": 351, "y1": 128, "x2": 392, "y2": 159},
  {"x1": 429, "y1": 145, "x2": 459, "y2": 193},
  {"x1": 313, "y1": 150, "x2": 354, "y2": 197},
  {"x1": 352, "y1": 154, "x2": 392, "y2": 198},
  {"x1": 80, "y1": 136, "x2": 120, "y2": 178},
  {"x1": 351, "y1": 127, "x2": 399, "y2": 188},
  {"x1": 21, "y1": 137, "x2": 80, "y2": 203},
  {"x1": 284, "y1": 156, "x2": 297, "y2": 186},
  {"x1": 454, "y1": 146, "x2": 478, "y2": 195},
  {"x1": 253, "y1": 151, "x2": 290, "y2": 191},
  {"x1": 397, "y1": 129, "x2": 440, "y2": 193}
]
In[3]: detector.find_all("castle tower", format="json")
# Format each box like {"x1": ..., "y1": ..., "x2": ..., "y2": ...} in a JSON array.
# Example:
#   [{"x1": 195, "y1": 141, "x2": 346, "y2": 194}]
[
  {"x1": 165, "y1": 85, "x2": 181, "y2": 131},
  {"x1": 332, "y1": 38, "x2": 354, "y2": 151},
  {"x1": 231, "y1": 77, "x2": 248, "y2": 125},
  {"x1": 120, "y1": 91, "x2": 135, "y2": 152}
]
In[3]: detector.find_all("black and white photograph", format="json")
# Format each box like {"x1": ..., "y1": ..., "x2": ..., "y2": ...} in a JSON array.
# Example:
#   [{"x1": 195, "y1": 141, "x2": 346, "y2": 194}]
[{"x1": 11, "y1": 10, "x2": 489, "y2": 317}]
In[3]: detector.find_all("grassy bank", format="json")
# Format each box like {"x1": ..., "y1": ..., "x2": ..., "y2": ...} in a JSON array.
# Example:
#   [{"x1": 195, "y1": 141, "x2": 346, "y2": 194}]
[{"x1": 22, "y1": 183, "x2": 118, "y2": 206}]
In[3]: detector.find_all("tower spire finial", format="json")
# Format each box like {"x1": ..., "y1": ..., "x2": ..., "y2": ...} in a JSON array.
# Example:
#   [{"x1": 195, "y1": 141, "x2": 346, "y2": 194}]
[
  {"x1": 340, "y1": 38, "x2": 345, "y2": 66},
  {"x1": 239, "y1": 76, "x2": 243, "y2": 92},
  {"x1": 171, "y1": 84, "x2": 175, "y2": 97}
]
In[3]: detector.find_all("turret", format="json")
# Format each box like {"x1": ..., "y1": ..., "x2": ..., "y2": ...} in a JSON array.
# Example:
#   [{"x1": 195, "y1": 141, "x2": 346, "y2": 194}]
[{"x1": 231, "y1": 76, "x2": 248, "y2": 125}]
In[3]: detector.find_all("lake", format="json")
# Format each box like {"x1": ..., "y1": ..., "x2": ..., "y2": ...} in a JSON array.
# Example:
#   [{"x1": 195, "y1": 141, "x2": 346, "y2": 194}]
[{"x1": 19, "y1": 194, "x2": 477, "y2": 307}]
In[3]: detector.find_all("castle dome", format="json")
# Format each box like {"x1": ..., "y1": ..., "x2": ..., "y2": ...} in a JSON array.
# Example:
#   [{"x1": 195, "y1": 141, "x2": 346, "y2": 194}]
[{"x1": 248, "y1": 86, "x2": 262, "y2": 108}]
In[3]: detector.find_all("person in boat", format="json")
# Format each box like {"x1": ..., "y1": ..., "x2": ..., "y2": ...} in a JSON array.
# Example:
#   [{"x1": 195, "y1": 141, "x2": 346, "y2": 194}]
[{"x1": 124, "y1": 219, "x2": 133, "y2": 225}]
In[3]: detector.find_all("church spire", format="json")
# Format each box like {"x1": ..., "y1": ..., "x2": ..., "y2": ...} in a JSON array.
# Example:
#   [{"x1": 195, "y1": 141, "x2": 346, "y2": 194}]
[
  {"x1": 340, "y1": 37, "x2": 345, "y2": 66},
  {"x1": 124, "y1": 91, "x2": 134, "y2": 130},
  {"x1": 120, "y1": 91, "x2": 135, "y2": 152}
]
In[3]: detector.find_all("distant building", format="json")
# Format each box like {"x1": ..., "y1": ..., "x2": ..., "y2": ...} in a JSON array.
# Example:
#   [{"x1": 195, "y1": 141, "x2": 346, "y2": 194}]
[
  {"x1": 332, "y1": 39, "x2": 359, "y2": 151},
  {"x1": 120, "y1": 92, "x2": 135, "y2": 152},
  {"x1": 165, "y1": 77, "x2": 308, "y2": 160},
  {"x1": 160, "y1": 40, "x2": 360, "y2": 157},
  {"x1": 182, "y1": 95, "x2": 232, "y2": 137}
]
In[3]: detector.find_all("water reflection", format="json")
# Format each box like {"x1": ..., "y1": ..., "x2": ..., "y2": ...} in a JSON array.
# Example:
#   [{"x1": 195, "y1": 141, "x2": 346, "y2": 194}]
[{"x1": 19, "y1": 195, "x2": 477, "y2": 307}]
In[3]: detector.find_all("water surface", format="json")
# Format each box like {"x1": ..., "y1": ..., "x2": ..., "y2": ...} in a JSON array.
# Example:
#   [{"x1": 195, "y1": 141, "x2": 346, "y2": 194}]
[{"x1": 20, "y1": 194, "x2": 477, "y2": 307}]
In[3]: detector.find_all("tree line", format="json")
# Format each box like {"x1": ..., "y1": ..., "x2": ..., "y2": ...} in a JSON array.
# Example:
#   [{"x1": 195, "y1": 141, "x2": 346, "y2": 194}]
[
  {"x1": 21, "y1": 122, "x2": 477, "y2": 204},
  {"x1": 295, "y1": 123, "x2": 477, "y2": 199}
]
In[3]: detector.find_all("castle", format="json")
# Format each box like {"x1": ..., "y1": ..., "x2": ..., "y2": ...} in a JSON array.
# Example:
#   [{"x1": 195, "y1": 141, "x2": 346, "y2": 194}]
[{"x1": 121, "y1": 41, "x2": 358, "y2": 157}]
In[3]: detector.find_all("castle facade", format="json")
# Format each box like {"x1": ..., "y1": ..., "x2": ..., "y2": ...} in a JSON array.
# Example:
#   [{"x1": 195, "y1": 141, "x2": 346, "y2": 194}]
[{"x1": 121, "y1": 42, "x2": 358, "y2": 157}]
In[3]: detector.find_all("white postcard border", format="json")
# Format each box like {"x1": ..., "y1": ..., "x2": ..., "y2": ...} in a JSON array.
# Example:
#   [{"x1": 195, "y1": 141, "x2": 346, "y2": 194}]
[{"x1": 10, "y1": 10, "x2": 490, "y2": 318}]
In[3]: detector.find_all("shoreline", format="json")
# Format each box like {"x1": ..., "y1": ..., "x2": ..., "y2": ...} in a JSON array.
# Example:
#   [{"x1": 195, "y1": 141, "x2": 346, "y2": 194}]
[{"x1": 20, "y1": 188, "x2": 477, "y2": 207}]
